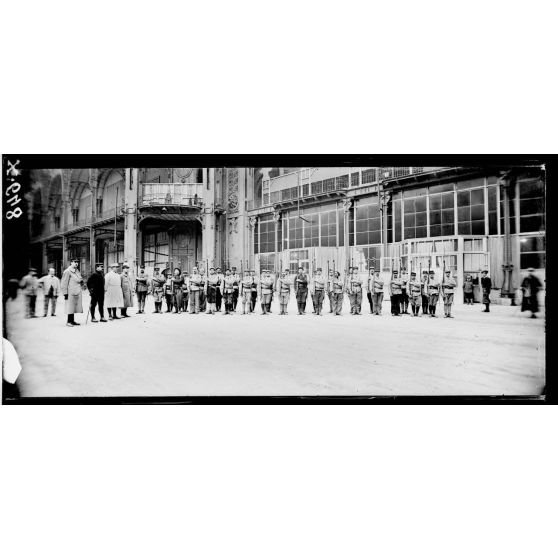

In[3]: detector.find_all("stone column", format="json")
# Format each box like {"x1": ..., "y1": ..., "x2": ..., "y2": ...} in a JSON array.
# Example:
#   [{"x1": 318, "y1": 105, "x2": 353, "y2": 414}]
[
  {"x1": 499, "y1": 172, "x2": 515, "y2": 303},
  {"x1": 89, "y1": 168, "x2": 99, "y2": 273},
  {"x1": 123, "y1": 168, "x2": 139, "y2": 272},
  {"x1": 248, "y1": 216, "x2": 258, "y2": 270},
  {"x1": 379, "y1": 187, "x2": 391, "y2": 270},
  {"x1": 201, "y1": 168, "x2": 216, "y2": 269},
  {"x1": 272, "y1": 210, "x2": 281, "y2": 272},
  {"x1": 60, "y1": 168, "x2": 72, "y2": 268},
  {"x1": 342, "y1": 197, "x2": 353, "y2": 274}
]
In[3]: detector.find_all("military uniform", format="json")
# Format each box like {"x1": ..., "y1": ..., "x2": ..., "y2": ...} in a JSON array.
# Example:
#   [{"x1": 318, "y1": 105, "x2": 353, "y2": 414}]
[
  {"x1": 276, "y1": 272, "x2": 292, "y2": 315},
  {"x1": 222, "y1": 274, "x2": 236, "y2": 314},
  {"x1": 442, "y1": 272, "x2": 457, "y2": 318},
  {"x1": 87, "y1": 265, "x2": 106, "y2": 321},
  {"x1": 366, "y1": 271, "x2": 375, "y2": 313},
  {"x1": 294, "y1": 270, "x2": 309, "y2": 315},
  {"x1": 421, "y1": 272, "x2": 430, "y2": 314},
  {"x1": 189, "y1": 271, "x2": 202, "y2": 314},
  {"x1": 408, "y1": 273, "x2": 422, "y2": 317},
  {"x1": 371, "y1": 273, "x2": 384, "y2": 315},
  {"x1": 135, "y1": 269, "x2": 149, "y2": 314},
  {"x1": 164, "y1": 275, "x2": 174, "y2": 312},
  {"x1": 231, "y1": 269, "x2": 240, "y2": 311},
  {"x1": 400, "y1": 269, "x2": 410, "y2": 314},
  {"x1": 259, "y1": 272, "x2": 274, "y2": 315},
  {"x1": 240, "y1": 273, "x2": 254, "y2": 314},
  {"x1": 171, "y1": 273, "x2": 184, "y2": 313},
  {"x1": 311, "y1": 269, "x2": 326, "y2": 316},
  {"x1": 150, "y1": 268, "x2": 165, "y2": 313},
  {"x1": 347, "y1": 268, "x2": 363, "y2": 315},
  {"x1": 181, "y1": 273, "x2": 189, "y2": 312},
  {"x1": 389, "y1": 273, "x2": 403, "y2": 316},
  {"x1": 205, "y1": 270, "x2": 220, "y2": 314},
  {"x1": 427, "y1": 272, "x2": 440, "y2": 317},
  {"x1": 215, "y1": 269, "x2": 224, "y2": 311},
  {"x1": 199, "y1": 272, "x2": 207, "y2": 312},
  {"x1": 331, "y1": 274, "x2": 344, "y2": 315},
  {"x1": 250, "y1": 272, "x2": 258, "y2": 313}
]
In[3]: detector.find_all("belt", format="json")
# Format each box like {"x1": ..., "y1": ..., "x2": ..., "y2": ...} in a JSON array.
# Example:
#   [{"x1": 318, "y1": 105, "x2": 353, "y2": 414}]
[{"x1": 314, "y1": 288, "x2": 324, "y2": 292}]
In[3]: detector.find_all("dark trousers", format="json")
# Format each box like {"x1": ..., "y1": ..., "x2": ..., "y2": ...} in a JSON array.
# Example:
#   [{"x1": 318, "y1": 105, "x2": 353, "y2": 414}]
[
  {"x1": 367, "y1": 292, "x2": 373, "y2": 313},
  {"x1": 400, "y1": 290, "x2": 409, "y2": 313},
  {"x1": 173, "y1": 289, "x2": 183, "y2": 312},
  {"x1": 25, "y1": 294, "x2": 37, "y2": 318},
  {"x1": 182, "y1": 292, "x2": 189, "y2": 312},
  {"x1": 165, "y1": 293, "x2": 173, "y2": 312},
  {"x1": 44, "y1": 295, "x2": 57, "y2": 316},
  {"x1": 224, "y1": 292, "x2": 234, "y2": 313},
  {"x1": 421, "y1": 295, "x2": 429, "y2": 314},
  {"x1": 312, "y1": 290, "x2": 325, "y2": 314},
  {"x1": 391, "y1": 294, "x2": 400, "y2": 315},
  {"x1": 136, "y1": 291, "x2": 146, "y2": 312},
  {"x1": 296, "y1": 289, "x2": 308, "y2": 313},
  {"x1": 216, "y1": 288, "x2": 222, "y2": 311},
  {"x1": 67, "y1": 313, "x2": 75, "y2": 324},
  {"x1": 90, "y1": 292, "x2": 105, "y2": 319},
  {"x1": 199, "y1": 290, "x2": 206, "y2": 312},
  {"x1": 464, "y1": 292, "x2": 474, "y2": 304},
  {"x1": 250, "y1": 291, "x2": 257, "y2": 312},
  {"x1": 232, "y1": 290, "x2": 239, "y2": 310}
]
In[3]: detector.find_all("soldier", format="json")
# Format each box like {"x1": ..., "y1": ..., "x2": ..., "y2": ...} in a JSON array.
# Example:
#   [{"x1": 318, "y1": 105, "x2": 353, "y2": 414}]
[
  {"x1": 20, "y1": 267, "x2": 39, "y2": 318},
  {"x1": 441, "y1": 269, "x2": 457, "y2": 318},
  {"x1": 366, "y1": 268, "x2": 375, "y2": 314},
  {"x1": 240, "y1": 270, "x2": 254, "y2": 314},
  {"x1": 215, "y1": 267, "x2": 224, "y2": 312},
  {"x1": 135, "y1": 266, "x2": 149, "y2": 314},
  {"x1": 104, "y1": 263, "x2": 124, "y2": 320},
  {"x1": 276, "y1": 269, "x2": 292, "y2": 315},
  {"x1": 163, "y1": 271, "x2": 173, "y2": 313},
  {"x1": 371, "y1": 270, "x2": 384, "y2": 315},
  {"x1": 480, "y1": 269, "x2": 492, "y2": 313},
  {"x1": 421, "y1": 270, "x2": 430, "y2": 315},
  {"x1": 427, "y1": 270, "x2": 440, "y2": 317},
  {"x1": 389, "y1": 270, "x2": 402, "y2": 316},
  {"x1": 259, "y1": 269, "x2": 275, "y2": 315},
  {"x1": 331, "y1": 271, "x2": 344, "y2": 316},
  {"x1": 199, "y1": 267, "x2": 207, "y2": 312},
  {"x1": 311, "y1": 267, "x2": 326, "y2": 316},
  {"x1": 188, "y1": 266, "x2": 202, "y2": 314},
  {"x1": 231, "y1": 266, "x2": 240, "y2": 311},
  {"x1": 400, "y1": 266, "x2": 410, "y2": 314},
  {"x1": 61, "y1": 258, "x2": 85, "y2": 327},
  {"x1": 250, "y1": 270, "x2": 258, "y2": 313},
  {"x1": 521, "y1": 267, "x2": 542, "y2": 319},
  {"x1": 222, "y1": 269, "x2": 236, "y2": 315},
  {"x1": 181, "y1": 271, "x2": 189, "y2": 312},
  {"x1": 205, "y1": 267, "x2": 220, "y2": 314},
  {"x1": 408, "y1": 271, "x2": 422, "y2": 317},
  {"x1": 86, "y1": 262, "x2": 106, "y2": 322},
  {"x1": 171, "y1": 268, "x2": 184, "y2": 313},
  {"x1": 150, "y1": 266, "x2": 165, "y2": 314},
  {"x1": 294, "y1": 266, "x2": 309, "y2": 315},
  {"x1": 327, "y1": 269, "x2": 335, "y2": 313},
  {"x1": 347, "y1": 266, "x2": 363, "y2": 315},
  {"x1": 120, "y1": 264, "x2": 134, "y2": 317},
  {"x1": 38, "y1": 267, "x2": 60, "y2": 317}
]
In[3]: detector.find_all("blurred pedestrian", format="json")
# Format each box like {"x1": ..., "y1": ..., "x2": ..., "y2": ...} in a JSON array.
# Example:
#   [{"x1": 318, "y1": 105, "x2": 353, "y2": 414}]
[
  {"x1": 521, "y1": 267, "x2": 543, "y2": 318},
  {"x1": 38, "y1": 267, "x2": 60, "y2": 317},
  {"x1": 20, "y1": 267, "x2": 39, "y2": 318},
  {"x1": 61, "y1": 259, "x2": 85, "y2": 326}
]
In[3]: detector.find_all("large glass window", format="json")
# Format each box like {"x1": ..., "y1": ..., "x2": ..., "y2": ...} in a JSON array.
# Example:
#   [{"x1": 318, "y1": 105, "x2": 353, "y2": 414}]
[
  {"x1": 403, "y1": 191, "x2": 427, "y2": 240},
  {"x1": 388, "y1": 193, "x2": 402, "y2": 242},
  {"x1": 457, "y1": 188, "x2": 485, "y2": 235},
  {"x1": 519, "y1": 179, "x2": 545, "y2": 233},
  {"x1": 429, "y1": 190, "x2": 455, "y2": 237},
  {"x1": 303, "y1": 213, "x2": 320, "y2": 247},
  {"x1": 321, "y1": 210, "x2": 337, "y2": 247},
  {"x1": 259, "y1": 220, "x2": 276, "y2": 253},
  {"x1": 487, "y1": 185, "x2": 498, "y2": 235},
  {"x1": 355, "y1": 201, "x2": 381, "y2": 245},
  {"x1": 288, "y1": 216, "x2": 303, "y2": 249},
  {"x1": 500, "y1": 185, "x2": 516, "y2": 234},
  {"x1": 520, "y1": 235, "x2": 545, "y2": 269}
]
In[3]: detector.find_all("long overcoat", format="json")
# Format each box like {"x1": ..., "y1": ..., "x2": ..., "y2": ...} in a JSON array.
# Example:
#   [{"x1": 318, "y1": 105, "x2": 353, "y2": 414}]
[
  {"x1": 61, "y1": 267, "x2": 84, "y2": 314},
  {"x1": 121, "y1": 273, "x2": 134, "y2": 308},
  {"x1": 104, "y1": 270, "x2": 124, "y2": 307}
]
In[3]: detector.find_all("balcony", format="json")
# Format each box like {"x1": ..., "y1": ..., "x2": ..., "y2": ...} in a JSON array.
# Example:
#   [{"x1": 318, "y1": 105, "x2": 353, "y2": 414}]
[{"x1": 139, "y1": 183, "x2": 204, "y2": 208}]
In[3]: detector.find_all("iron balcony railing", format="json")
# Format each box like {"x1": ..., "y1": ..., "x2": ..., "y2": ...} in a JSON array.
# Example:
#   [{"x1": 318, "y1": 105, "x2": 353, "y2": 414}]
[{"x1": 140, "y1": 182, "x2": 204, "y2": 207}]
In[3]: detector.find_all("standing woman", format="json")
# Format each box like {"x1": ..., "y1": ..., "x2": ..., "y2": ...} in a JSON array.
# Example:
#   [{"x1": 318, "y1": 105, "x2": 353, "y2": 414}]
[
  {"x1": 171, "y1": 268, "x2": 184, "y2": 313},
  {"x1": 61, "y1": 258, "x2": 85, "y2": 327},
  {"x1": 120, "y1": 264, "x2": 134, "y2": 317},
  {"x1": 104, "y1": 263, "x2": 124, "y2": 320}
]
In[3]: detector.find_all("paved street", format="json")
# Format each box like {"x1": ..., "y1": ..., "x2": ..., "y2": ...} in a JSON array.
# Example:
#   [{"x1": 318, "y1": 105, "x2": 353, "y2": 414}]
[{"x1": 4, "y1": 292, "x2": 545, "y2": 397}]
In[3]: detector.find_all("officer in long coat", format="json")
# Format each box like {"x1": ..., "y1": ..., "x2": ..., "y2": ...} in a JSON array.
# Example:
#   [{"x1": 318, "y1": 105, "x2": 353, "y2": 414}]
[
  {"x1": 61, "y1": 258, "x2": 85, "y2": 327},
  {"x1": 120, "y1": 264, "x2": 134, "y2": 317},
  {"x1": 104, "y1": 263, "x2": 124, "y2": 320},
  {"x1": 150, "y1": 267, "x2": 165, "y2": 314},
  {"x1": 86, "y1": 262, "x2": 107, "y2": 322}
]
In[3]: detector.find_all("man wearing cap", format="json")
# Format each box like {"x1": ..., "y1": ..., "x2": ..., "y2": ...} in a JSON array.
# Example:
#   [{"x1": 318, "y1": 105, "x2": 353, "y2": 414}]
[
  {"x1": 371, "y1": 270, "x2": 384, "y2": 315},
  {"x1": 259, "y1": 269, "x2": 275, "y2": 315},
  {"x1": 250, "y1": 270, "x2": 258, "y2": 313},
  {"x1": 427, "y1": 270, "x2": 440, "y2": 317},
  {"x1": 188, "y1": 266, "x2": 202, "y2": 314},
  {"x1": 199, "y1": 266, "x2": 207, "y2": 312},
  {"x1": 521, "y1": 267, "x2": 542, "y2": 319},
  {"x1": 231, "y1": 267, "x2": 240, "y2": 311},
  {"x1": 150, "y1": 267, "x2": 165, "y2": 314},
  {"x1": 205, "y1": 267, "x2": 220, "y2": 314},
  {"x1": 20, "y1": 267, "x2": 39, "y2": 318},
  {"x1": 408, "y1": 271, "x2": 422, "y2": 317},
  {"x1": 120, "y1": 264, "x2": 134, "y2": 317},
  {"x1": 240, "y1": 270, "x2": 254, "y2": 314},
  {"x1": 135, "y1": 266, "x2": 149, "y2": 314},
  {"x1": 331, "y1": 271, "x2": 344, "y2": 316},
  {"x1": 311, "y1": 267, "x2": 326, "y2": 316},
  {"x1": 480, "y1": 269, "x2": 492, "y2": 312},
  {"x1": 441, "y1": 269, "x2": 457, "y2": 318},
  {"x1": 163, "y1": 271, "x2": 174, "y2": 312},
  {"x1": 276, "y1": 269, "x2": 292, "y2": 315},
  {"x1": 421, "y1": 270, "x2": 430, "y2": 315},
  {"x1": 171, "y1": 268, "x2": 184, "y2": 313},
  {"x1": 61, "y1": 258, "x2": 85, "y2": 326},
  {"x1": 87, "y1": 263, "x2": 107, "y2": 322},
  {"x1": 347, "y1": 267, "x2": 363, "y2": 315},
  {"x1": 294, "y1": 266, "x2": 309, "y2": 315},
  {"x1": 38, "y1": 267, "x2": 61, "y2": 317},
  {"x1": 366, "y1": 268, "x2": 375, "y2": 314},
  {"x1": 104, "y1": 263, "x2": 124, "y2": 320},
  {"x1": 181, "y1": 271, "x2": 190, "y2": 313},
  {"x1": 215, "y1": 267, "x2": 224, "y2": 312},
  {"x1": 389, "y1": 270, "x2": 403, "y2": 316},
  {"x1": 221, "y1": 269, "x2": 235, "y2": 315},
  {"x1": 326, "y1": 269, "x2": 335, "y2": 313},
  {"x1": 400, "y1": 266, "x2": 410, "y2": 314}
]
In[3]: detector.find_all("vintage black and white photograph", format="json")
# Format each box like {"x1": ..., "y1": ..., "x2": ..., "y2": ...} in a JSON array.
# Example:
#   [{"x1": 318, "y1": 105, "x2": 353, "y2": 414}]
[{"x1": 1, "y1": 158, "x2": 547, "y2": 401}]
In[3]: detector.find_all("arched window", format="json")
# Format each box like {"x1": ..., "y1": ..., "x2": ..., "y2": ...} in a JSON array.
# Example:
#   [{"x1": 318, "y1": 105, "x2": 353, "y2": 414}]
[{"x1": 101, "y1": 171, "x2": 125, "y2": 218}]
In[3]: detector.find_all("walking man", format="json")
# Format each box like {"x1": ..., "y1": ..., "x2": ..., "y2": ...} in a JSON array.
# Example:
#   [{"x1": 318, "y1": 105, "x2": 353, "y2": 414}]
[
  {"x1": 86, "y1": 262, "x2": 107, "y2": 322},
  {"x1": 442, "y1": 269, "x2": 457, "y2": 318},
  {"x1": 347, "y1": 267, "x2": 363, "y2": 315},
  {"x1": 311, "y1": 267, "x2": 326, "y2": 316},
  {"x1": 520, "y1": 267, "x2": 542, "y2": 318},
  {"x1": 189, "y1": 266, "x2": 202, "y2": 314},
  {"x1": 408, "y1": 271, "x2": 422, "y2": 317},
  {"x1": 400, "y1": 266, "x2": 410, "y2": 314},
  {"x1": 38, "y1": 267, "x2": 60, "y2": 317},
  {"x1": 104, "y1": 263, "x2": 124, "y2": 320},
  {"x1": 331, "y1": 271, "x2": 344, "y2": 316},
  {"x1": 371, "y1": 270, "x2": 384, "y2": 315},
  {"x1": 276, "y1": 269, "x2": 292, "y2": 315},
  {"x1": 240, "y1": 270, "x2": 254, "y2": 314},
  {"x1": 20, "y1": 267, "x2": 39, "y2": 318},
  {"x1": 120, "y1": 264, "x2": 134, "y2": 317},
  {"x1": 421, "y1": 270, "x2": 430, "y2": 315},
  {"x1": 259, "y1": 269, "x2": 274, "y2": 315},
  {"x1": 61, "y1": 258, "x2": 85, "y2": 327},
  {"x1": 150, "y1": 267, "x2": 165, "y2": 314},
  {"x1": 480, "y1": 269, "x2": 492, "y2": 313},
  {"x1": 135, "y1": 266, "x2": 149, "y2": 314},
  {"x1": 427, "y1": 270, "x2": 440, "y2": 317},
  {"x1": 294, "y1": 266, "x2": 309, "y2": 315},
  {"x1": 389, "y1": 270, "x2": 403, "y2": 316}
]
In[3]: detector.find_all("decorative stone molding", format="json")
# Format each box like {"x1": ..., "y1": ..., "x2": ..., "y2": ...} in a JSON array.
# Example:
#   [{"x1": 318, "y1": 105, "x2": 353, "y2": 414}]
[
  {"x1": 227, "y1": 168, "x2": 239, "y2": 213},
  {"x1": 379, "y1": 192, "x2": 391, "y2": 210},
  {"x1": 272, "y1": 210, "x2": 282, "y2": 223},
  {"x1": 248, "y1": 216, "x2": 258, "y2": 229},
  {"x1": 342, "y1": 197, "x2": 353, "y2": 213},
  {"x1": 228, "y1": 216, "x2": 239, "y2": 234}
]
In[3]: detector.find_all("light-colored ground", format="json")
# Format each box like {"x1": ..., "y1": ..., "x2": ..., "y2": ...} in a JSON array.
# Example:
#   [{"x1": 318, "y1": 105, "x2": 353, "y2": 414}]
[{"x1": 4, "y1": 291, "x2": 545, "y2": 397}]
